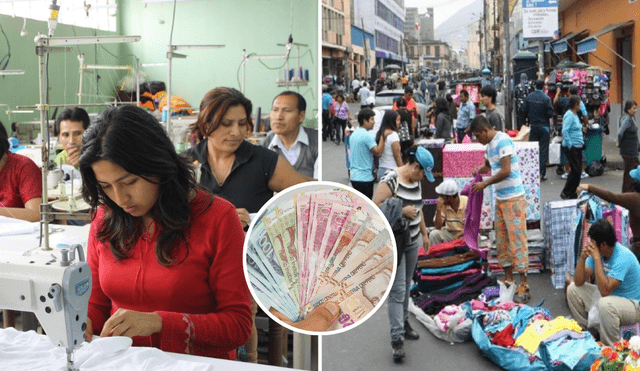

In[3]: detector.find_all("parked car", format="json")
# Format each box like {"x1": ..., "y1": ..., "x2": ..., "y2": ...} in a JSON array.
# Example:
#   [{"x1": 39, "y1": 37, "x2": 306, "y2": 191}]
[{"x1": 374, "y1": 89, "x2": 430, "y2": 137}]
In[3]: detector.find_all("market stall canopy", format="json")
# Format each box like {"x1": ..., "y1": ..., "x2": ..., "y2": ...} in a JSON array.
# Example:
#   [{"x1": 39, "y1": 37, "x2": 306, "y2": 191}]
[
  {"x1": 555, "y1": 59, "x2": 590, "y2": 69},
  {"x1": 551, "y1": 29, "x2": 588, "y2": 53},
  {"x1": 384, "y1": 64, "x2": 402, "y2": 71},
  {"x1": 576, "y1": 20, "x2": 634, "y2": 55}
]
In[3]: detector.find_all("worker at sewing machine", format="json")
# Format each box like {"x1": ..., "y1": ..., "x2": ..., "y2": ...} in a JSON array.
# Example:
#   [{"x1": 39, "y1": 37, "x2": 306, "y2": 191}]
[
  {"x1": 79, "y1": 105, "x2": 252, "y2": 359},
  {"x1": 54, "y1": 107, "x2": 90, "y2": 169},
  {"x1": 0, "y1": 125, "x2": 42, "y2": 222}
]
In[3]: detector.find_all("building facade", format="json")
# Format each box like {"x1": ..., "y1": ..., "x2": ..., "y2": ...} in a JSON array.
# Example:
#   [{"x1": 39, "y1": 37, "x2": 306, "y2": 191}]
[
  {"x1": 404, "y1": 7, "x2": 434, "y2": 42},
  {"x1": 556, "y1": 0, "x2": 638, "y2": 141},
  {"x1": 322, "y1": 0, "x2": 352, "y2": 79},
  {"x1": 406, "y1": 39, "x2": 452, "y2": 71},
  {"x1": 352, "y1": 0, "x2": 407, "y2": 73}
]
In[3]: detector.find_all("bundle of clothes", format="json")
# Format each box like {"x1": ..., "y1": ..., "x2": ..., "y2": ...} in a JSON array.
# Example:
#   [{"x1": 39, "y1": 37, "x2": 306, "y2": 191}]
[{"x1": 412, "y1": 237, "x2": 492, "y2": 315}]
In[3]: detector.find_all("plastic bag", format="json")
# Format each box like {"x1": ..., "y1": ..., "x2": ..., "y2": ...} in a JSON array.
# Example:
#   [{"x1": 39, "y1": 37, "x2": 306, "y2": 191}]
[
  {"x1": 497, "y1": 280, "x2": 516, "y2": 303},
  {"x1": 587, "y1": 288, "x2": 602, "y2": 329}
]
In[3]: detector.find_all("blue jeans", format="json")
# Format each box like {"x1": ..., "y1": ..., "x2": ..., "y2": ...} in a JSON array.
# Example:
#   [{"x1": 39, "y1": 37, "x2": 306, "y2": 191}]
[
  {"x1": 456, "y1": 128, "x2": 468, "y2": 143},
  {"x1": 388, "y1": 238, "x2": 420, "y2": 342},
  {"x1": 529, "y1": 125, "x2": 550, "y2": 178}
]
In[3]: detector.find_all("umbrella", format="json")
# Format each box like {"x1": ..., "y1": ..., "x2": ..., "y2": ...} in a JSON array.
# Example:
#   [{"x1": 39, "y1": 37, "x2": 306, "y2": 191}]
[{"x1": 384, "y1": 64, "x2": 402, "y2": 71}]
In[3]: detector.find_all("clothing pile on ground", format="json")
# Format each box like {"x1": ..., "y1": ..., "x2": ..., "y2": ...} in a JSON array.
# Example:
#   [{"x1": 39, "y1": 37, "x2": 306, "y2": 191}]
[
  {"x1": 472, "y1": 302, "x2": 600, "y2": 371},
  {"x1": 412, "y1": 237, "x2": 492, "y2": 315}
]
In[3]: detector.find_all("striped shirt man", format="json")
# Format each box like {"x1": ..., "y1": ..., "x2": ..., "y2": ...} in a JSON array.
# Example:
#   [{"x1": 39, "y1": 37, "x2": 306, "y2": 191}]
[{"x1": 486, "y1": 131, "x2": 524, "y2": 200}]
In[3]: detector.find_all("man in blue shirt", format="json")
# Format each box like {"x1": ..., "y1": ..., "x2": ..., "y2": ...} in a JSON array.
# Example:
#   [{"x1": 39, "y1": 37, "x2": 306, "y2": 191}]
[
  {"x1": 567, "y1": 219, "x2": 640, "y2": 346},
  {"x1": 456, "y1": 89, "x2": 476, "y2": 142},
  {"x1": 520, "y1": 80, "x2": 556, "y2": 181},
  {"x1": 349, "y1": 108, "x2": 386, "y2": 198},
  {"x1": 322, "y1": 87, "x2": 333, "y2": 142}
]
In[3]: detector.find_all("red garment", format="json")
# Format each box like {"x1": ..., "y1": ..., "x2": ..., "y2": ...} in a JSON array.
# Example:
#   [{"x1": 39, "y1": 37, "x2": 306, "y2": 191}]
[
  {"x1": 393, "y1": 97, "x2": 418, "y2": 118},
  {"x1": 0, "y1": 152, "x2": 41, "y2": 208},
  {"x1": 422, "y1": 237, "x2": 467, "y2": 257},
  {"x1": 87, "y1": 190, "x2": 252, "y2": 360},
  {"x1": 492, "y1": 323, "x2": 515, "y2": 347}
]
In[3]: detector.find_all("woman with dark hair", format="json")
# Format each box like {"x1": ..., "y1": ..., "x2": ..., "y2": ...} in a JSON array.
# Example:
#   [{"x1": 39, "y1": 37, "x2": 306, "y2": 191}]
[
  {"x1": 376, "y1": 110, "x2": 403, "y2": 179},
  {"x1": 80, "y1": 105, "x2": 252, "y2": 360},
  {"x1": 184, "y1": 87, "x2": 309, "y2": 228},
  {"x1": 183, "y1": 87, "x2": 307, "y2": 365},
  {"x1": 395, "y1": 97, "x2": 415, "y2": 139},
  {"x1": 446, "y1": 93, "x2": 457, "y2": 121},
  {"x1": 560, "y1": 96, "x2": 584, "y2": 199},
  {"x1": 578, "y1": 165, "x2": 640, "y2": 260},
  {"x1": 618, "y1": 100, "x2": 639, "y2": 193},
  {"x1": 331, "y1": 93, "x2": 350, "y2": 144},
  {"x1": 0, "y1": 125, "x2": 41, "y2": 222},
  {"x1": 434, "y1": 97, "x2": 453, "y2": 143},
  {"x1": 373, "y1": 145, "x2": 434, "y2": 362}
]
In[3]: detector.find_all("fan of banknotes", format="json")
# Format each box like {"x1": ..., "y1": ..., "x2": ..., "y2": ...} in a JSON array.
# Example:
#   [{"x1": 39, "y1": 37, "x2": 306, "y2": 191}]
[{"x1": 246, "y1": 187, "x2": 395, "y2": 332}]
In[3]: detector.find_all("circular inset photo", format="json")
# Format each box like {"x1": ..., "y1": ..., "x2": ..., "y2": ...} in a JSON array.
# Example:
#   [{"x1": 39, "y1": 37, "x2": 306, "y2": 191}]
[{"x1": 243, "y1": 181, "x2": 397, "y2": 335}]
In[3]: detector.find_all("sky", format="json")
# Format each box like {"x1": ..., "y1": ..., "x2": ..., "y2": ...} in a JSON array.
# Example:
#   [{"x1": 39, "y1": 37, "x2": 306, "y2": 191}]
[{"x1": 403, "y1": 0, "x2": 478, "y2": 29}]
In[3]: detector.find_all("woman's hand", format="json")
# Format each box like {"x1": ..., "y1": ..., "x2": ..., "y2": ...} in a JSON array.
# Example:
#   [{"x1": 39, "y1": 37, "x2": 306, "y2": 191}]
[
  {"x1": 236, "y1": 208, "x2": 251, "y2": 229},
  {"x1": 402, "y1": 205, "x2": 418, "y2": 219},
  {"x1": 423, "y1": 233, "x2": 430, "y2": 253},
  {"x1": 84, "y1": 317, "x2": 93, "y2": 342},
  {"x1": 270, "y1": 302, "x2": 340, "y2": 332},
  {"x1": 100, "y1": 308, "x2": 162, "y2": 338}
]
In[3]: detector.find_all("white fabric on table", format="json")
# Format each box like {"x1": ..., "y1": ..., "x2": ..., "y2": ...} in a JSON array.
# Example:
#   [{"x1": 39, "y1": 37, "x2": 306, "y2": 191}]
[
  {"x1": 0, "y1": 328, "x2": 213, "y2": 371},
  {"x1": 0, "y1": 216, "x2": 38, "y2": 236}
]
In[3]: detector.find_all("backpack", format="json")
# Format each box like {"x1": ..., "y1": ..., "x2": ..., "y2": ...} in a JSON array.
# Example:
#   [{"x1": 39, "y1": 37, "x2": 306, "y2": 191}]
[
  {"x1": 421, "y1": 80, "x2": 427, "y2": 91},
  {"x1": 379, "y1": 197, "x2": 410, "y2": 266},
  {"x1": 585, "y1": 161, "x2": 604, "y2": 177}
]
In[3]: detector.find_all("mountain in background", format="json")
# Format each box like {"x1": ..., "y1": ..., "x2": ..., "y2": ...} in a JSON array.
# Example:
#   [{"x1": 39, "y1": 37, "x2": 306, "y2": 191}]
[{"x1": 434, "y1": 0, "x2": 483, "y2": 50}]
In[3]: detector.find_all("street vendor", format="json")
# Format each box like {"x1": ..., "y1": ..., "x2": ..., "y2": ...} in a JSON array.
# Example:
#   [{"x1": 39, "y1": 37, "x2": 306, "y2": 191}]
[
  {"x1": 430, "y1": 179, "x2": 468, "y2": 245},
  {"x1": 567, "y1": 219, "x2": 640, "y2": 346}
]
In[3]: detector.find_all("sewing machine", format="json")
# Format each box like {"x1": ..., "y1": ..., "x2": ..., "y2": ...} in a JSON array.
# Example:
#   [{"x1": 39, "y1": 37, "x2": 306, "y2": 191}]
[{"x1": 0, "y1": 244, "x2": 91, "y2": 371}]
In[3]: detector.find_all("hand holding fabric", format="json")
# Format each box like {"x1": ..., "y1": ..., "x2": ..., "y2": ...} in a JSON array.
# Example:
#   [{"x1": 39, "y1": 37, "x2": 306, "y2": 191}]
[{"x1": 100, "y1": 308, "x2": 162, "y2": 338}]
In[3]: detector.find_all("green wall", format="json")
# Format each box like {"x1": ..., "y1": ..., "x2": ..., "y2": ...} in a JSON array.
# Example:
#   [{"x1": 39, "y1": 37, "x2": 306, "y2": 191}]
[
  {"x1": 0, "y1": 14, "x2": 121, "y2": 133},
  {"x1": 0, "y1": 0, "x2": 318, "y2": 134},
  {"x1": 120, "y1": 0, "x2": 318, "y2": 126}
]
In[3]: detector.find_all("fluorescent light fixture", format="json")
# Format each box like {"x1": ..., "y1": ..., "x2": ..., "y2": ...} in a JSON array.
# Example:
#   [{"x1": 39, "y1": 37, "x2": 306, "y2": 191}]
[{"x1": 0, "y1": 70, "x2": 25, "y2": 75}]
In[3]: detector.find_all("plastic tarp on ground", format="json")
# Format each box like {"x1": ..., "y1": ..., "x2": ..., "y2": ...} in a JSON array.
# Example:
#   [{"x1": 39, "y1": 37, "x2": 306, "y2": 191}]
[{"x1": 471, "y1": 315, "x2": 600, "y2": 371}]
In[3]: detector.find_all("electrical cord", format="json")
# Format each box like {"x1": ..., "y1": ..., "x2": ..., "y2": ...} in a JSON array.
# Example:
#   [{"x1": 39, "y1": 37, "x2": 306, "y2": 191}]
[{"x1": 0, "y1": 21, "x2": 11, "y2": 70}]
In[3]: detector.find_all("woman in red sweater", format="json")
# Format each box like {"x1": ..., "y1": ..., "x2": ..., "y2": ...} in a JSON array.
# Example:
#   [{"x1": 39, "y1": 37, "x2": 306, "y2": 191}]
[{"x1": 79, "y1": 105, "x2": 251, "y2": 360}]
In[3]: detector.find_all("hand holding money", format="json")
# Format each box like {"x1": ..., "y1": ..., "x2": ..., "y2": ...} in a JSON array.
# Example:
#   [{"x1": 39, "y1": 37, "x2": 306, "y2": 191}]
[{"x1": 247, "y1": 188, "x2": 394, "y2": 332}]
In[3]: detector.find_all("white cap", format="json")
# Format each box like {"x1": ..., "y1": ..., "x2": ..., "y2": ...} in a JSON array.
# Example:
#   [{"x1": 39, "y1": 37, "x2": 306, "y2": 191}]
[{"x1": 435, "y1": 179, "x2": 459, "y2": 196}]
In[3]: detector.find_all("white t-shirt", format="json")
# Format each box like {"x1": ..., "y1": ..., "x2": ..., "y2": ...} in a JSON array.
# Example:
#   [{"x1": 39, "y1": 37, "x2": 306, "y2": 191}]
[{"x1": 379, "y1": 131, "x2": 400, "y2": 168}]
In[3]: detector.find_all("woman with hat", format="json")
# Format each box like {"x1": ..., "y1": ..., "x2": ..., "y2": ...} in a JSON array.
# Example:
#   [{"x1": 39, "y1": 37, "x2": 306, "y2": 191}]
[
  {"x1": 430, "y1": 179, "x2": 468, "y2": 245},
  {"x1": 578, "y1": 164, "x2": 640, "y2": 260},
  {"x1": 373, "y1": 145, "x2": 435, "y2": 362}
]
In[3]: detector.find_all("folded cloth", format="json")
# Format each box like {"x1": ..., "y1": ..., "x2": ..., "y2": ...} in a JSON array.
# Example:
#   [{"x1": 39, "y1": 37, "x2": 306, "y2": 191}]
[{"x1": 461, "y1": 173, "x2": 485, "y2": 258}]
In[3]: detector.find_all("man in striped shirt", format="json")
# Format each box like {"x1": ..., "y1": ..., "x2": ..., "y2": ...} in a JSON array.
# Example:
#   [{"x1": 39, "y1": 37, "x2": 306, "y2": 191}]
[{"x1": 468, "y1": 115, "x2": 530, "y2": 304}]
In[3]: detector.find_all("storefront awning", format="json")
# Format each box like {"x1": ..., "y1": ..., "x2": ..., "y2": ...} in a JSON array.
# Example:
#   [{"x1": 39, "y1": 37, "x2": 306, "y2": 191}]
[
  {"x1": 576, "y1": 20, "x2": 633, "y2": 55},
  {"x1": 552, "y1": 29, "x2": 588, "y2": 53}
]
